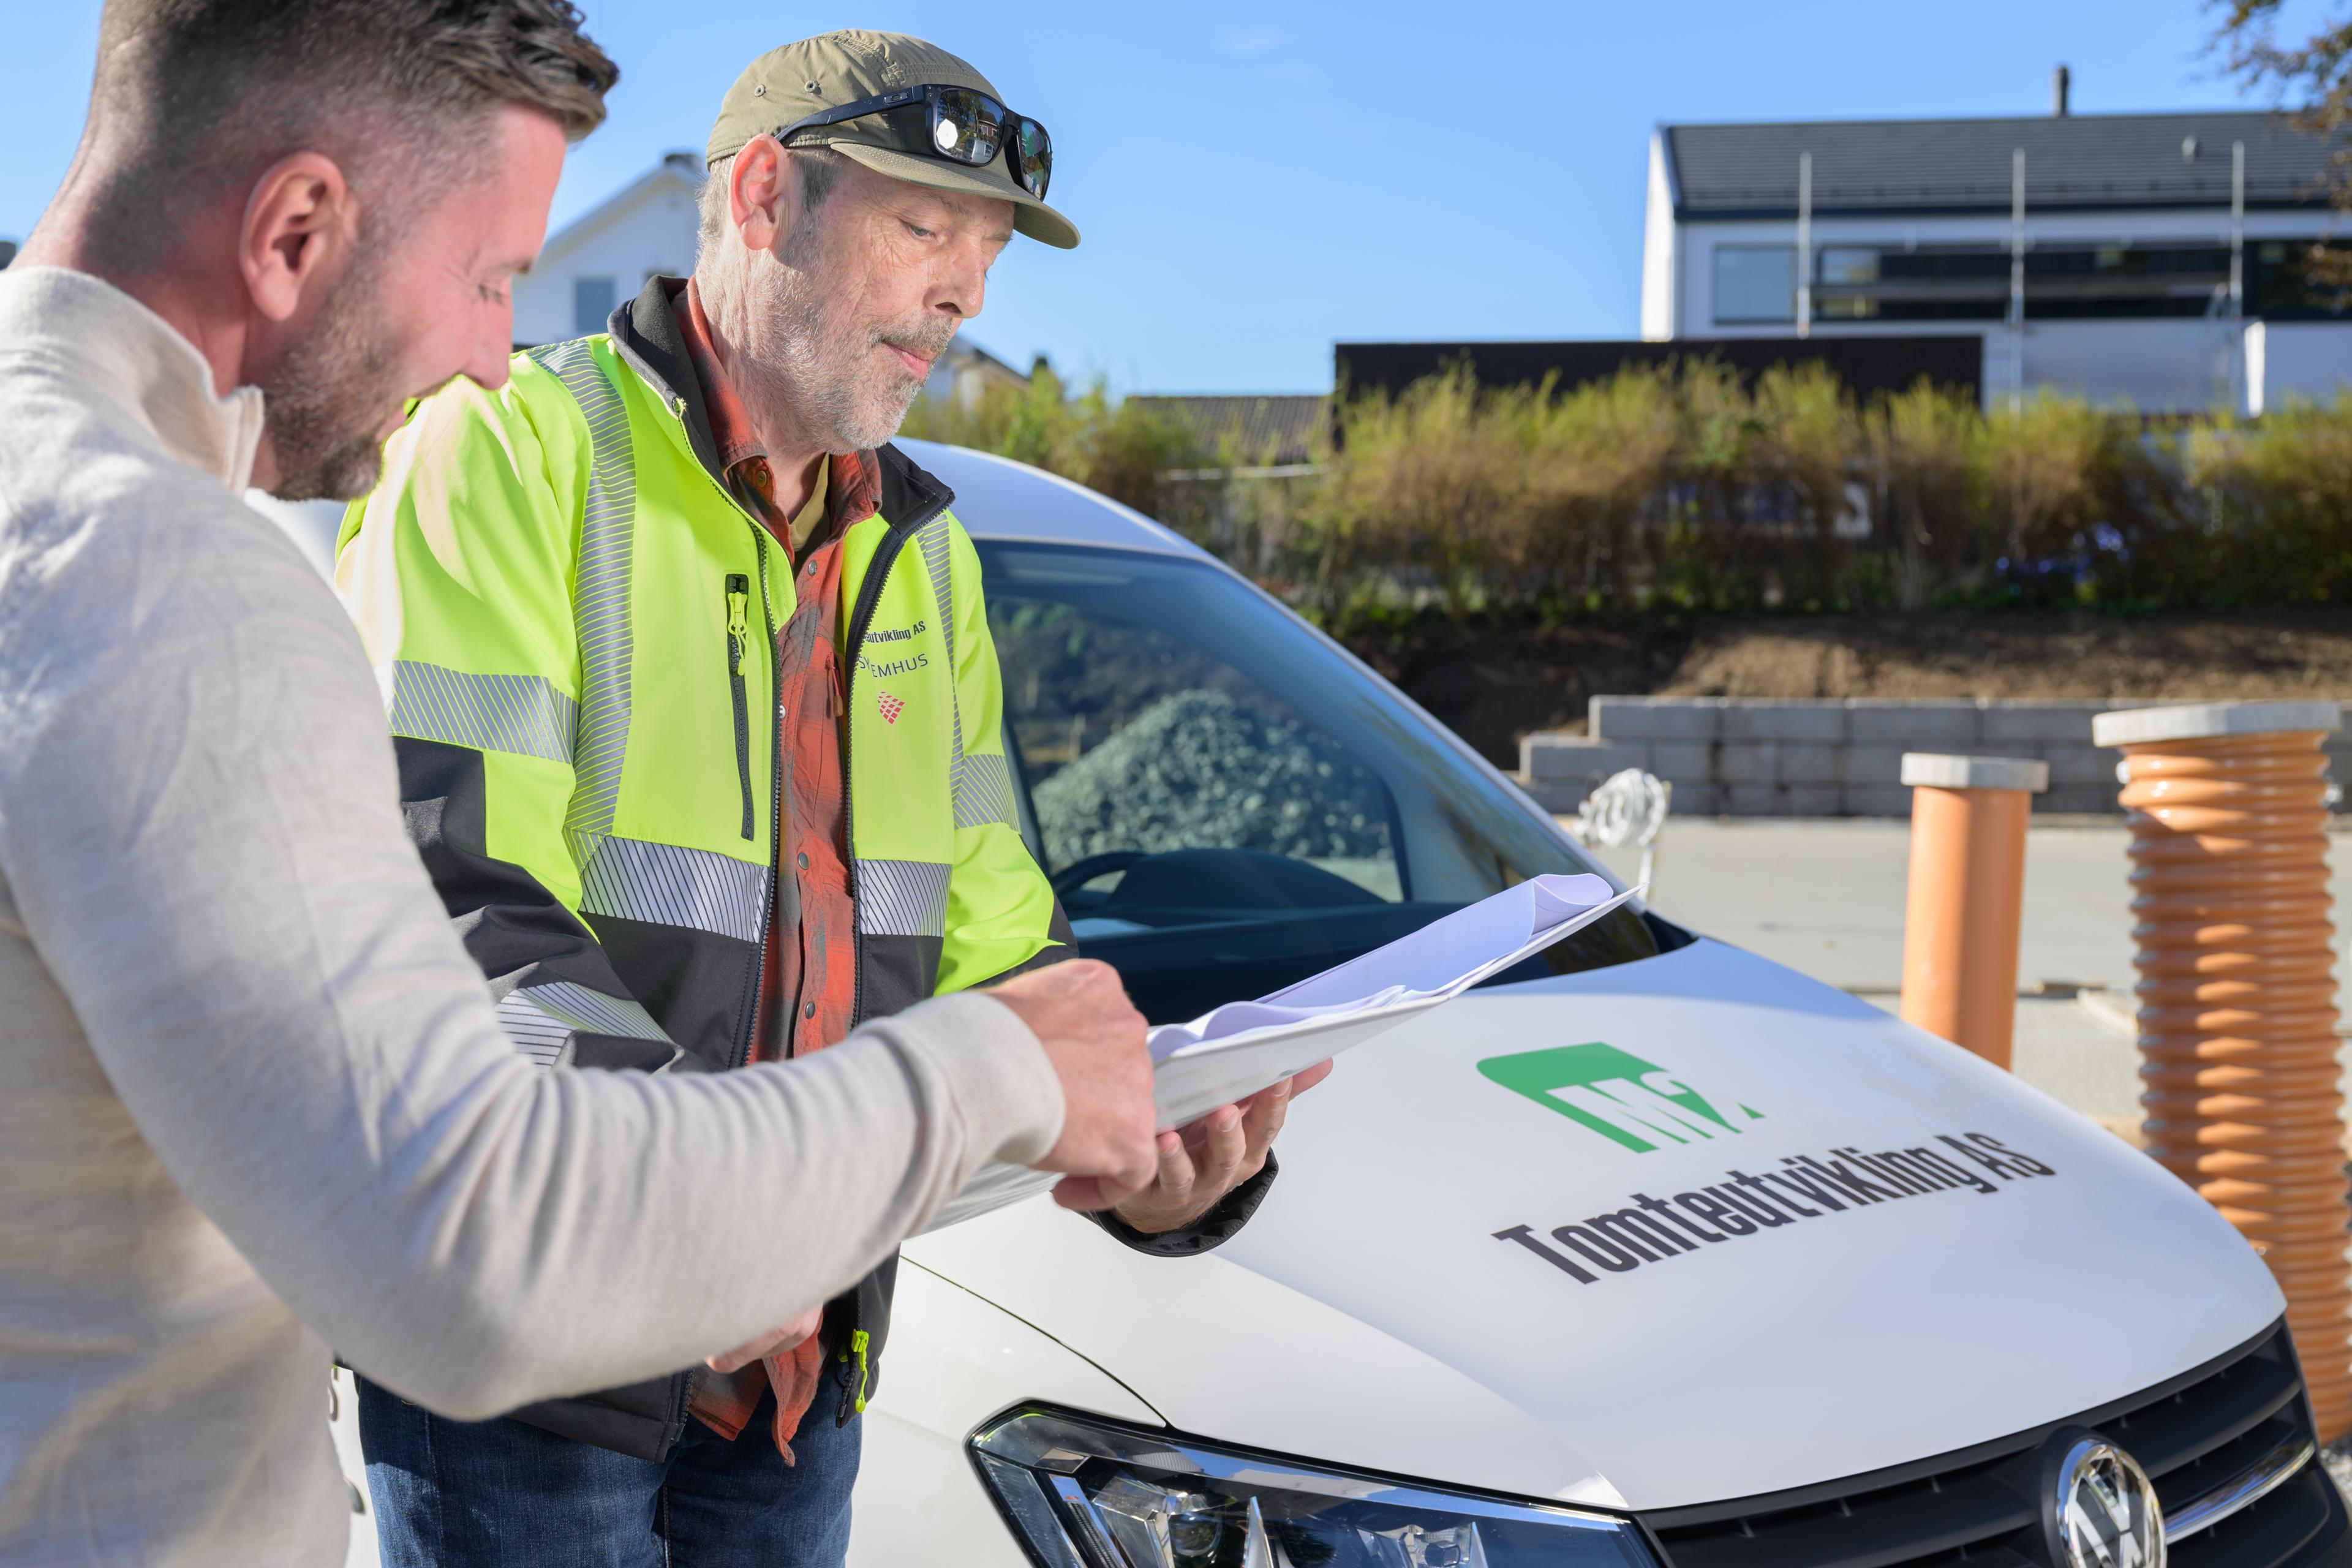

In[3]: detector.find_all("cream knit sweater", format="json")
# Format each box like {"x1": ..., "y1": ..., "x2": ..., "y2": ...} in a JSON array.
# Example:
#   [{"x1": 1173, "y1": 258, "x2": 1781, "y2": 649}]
[{"x1": 0, "y1": 265, "x2": 1064, "y2": 1567}]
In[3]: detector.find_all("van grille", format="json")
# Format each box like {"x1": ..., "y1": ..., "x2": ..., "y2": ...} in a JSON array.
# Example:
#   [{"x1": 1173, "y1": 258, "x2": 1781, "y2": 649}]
[{"x1": 1640, "y1": 1321, "x2": 2341, "y2": 1568}]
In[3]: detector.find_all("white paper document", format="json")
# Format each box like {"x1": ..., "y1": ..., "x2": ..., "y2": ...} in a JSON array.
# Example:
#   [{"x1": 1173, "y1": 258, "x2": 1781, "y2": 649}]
[
  {"x1": 921, "y1": 873, "x2": 1640, "y2": 1231},
  {"x1": 1148, "y1": 873, "x2": 1639, "y2": 1127}
]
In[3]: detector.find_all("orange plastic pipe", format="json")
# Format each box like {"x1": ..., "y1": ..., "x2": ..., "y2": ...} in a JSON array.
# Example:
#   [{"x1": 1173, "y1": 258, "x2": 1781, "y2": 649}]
[
  {"x1": 1900, "y1": 755, "x2": 2045, "y2": 1070},
  {"x1": 2101, "y1": 708, "x2": 2350, "y2": 1442}
]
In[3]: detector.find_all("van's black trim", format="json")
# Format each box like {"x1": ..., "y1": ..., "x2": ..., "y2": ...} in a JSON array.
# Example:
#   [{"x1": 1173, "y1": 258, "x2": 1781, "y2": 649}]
[{"x1": 1637, "y1": 1317, "x2": 2344, "y2": 1567}]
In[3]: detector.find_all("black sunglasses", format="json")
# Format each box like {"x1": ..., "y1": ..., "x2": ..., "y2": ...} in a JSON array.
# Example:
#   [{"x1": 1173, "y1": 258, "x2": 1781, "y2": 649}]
[{"x1": 775, "y1": 84, "x2": 1052, "y2": 200}]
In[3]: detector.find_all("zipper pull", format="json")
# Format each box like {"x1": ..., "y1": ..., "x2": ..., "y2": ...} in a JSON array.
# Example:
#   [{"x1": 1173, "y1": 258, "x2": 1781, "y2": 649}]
[
  {"x1": 725, "y1": 573, "x2": 749, "y2": 673},
  {"x1": 841, "y1": 1327, "x2": 872, "y2": 1420}
]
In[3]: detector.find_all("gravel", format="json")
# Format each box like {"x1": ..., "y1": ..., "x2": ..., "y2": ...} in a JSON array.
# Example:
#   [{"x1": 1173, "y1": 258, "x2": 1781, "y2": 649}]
[{"x1": 1032, "y1": 688, "x2": 1390, "y2": 869}]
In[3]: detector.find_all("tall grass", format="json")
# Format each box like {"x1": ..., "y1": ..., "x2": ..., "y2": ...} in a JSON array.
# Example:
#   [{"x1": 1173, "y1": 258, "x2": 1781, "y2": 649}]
[{"x1": 910, "y1": 357, "x2": 2352, "y2": 628}]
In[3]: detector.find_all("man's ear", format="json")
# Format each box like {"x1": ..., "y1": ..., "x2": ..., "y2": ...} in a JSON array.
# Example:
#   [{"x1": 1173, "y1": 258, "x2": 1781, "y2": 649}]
[
  {"x1": 732, "y1": 135, "x2": 790, "y2": 255},
  {"x1": 239, "y1": 151, "x2": 357, "y2": 324}
]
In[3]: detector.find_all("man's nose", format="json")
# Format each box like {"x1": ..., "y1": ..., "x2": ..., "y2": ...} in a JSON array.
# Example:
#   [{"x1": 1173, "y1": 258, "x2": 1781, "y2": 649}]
[{"x1": 933, "y1": 245, "x2": 991, "y2": 321}]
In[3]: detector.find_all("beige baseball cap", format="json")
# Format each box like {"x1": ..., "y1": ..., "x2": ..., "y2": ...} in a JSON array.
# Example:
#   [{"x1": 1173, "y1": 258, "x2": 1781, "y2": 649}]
[{"x1": 706, "y1": 31, "x2": 1079, "y2": 249}]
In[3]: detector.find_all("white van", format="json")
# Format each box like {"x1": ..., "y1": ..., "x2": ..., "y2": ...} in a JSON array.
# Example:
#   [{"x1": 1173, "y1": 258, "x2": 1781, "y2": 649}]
[{"x1": 334, "y1": 441, "x2": 2345, "y2": 1568}]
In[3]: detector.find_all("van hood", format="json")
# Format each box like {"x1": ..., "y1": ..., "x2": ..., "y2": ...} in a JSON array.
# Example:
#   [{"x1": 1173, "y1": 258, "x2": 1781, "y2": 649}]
[{"x1": 903, "y1": 940, "x2": 2282, "y2": 1513}]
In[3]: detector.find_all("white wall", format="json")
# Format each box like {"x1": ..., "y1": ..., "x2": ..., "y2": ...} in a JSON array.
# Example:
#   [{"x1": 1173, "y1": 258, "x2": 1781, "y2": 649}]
[
  {"x1": 511, "y1": 172, "x2": 701, "y2": 346},
  {"x1": 1640, "y1": 134, "x2": 1678, "y2": 341},
  {"x1": 1974, "y1": 318, "x2": 2236, "y2": 412},
  {"x1": 2247, "y1": 320, "x2": 2352, "y2": 414}
]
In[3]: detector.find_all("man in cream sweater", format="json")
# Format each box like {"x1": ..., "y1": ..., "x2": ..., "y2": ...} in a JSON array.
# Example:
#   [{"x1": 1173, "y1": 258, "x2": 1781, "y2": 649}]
[{"x1": 0, "y1": 4, "x2": 1161, "y2": 1565}]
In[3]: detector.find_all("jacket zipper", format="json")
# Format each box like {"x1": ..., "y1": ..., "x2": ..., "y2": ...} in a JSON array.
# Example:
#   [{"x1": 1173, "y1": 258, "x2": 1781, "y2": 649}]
[
  {"x1": 837, "y1": 517, "x2": 931, "y2": 1035},
  {"x1": 643, "y1": 382, "x2": 943, "y2": 1427},
  {"x1": 830, "y1": 503, "x2": 944, "y2": 1431},
  {"x1": 741, "y1": 519, "x2": 782, "y2": 1074},
  {"x1": 662, "y1": 393, "x2": 781, "y2": 1074},
  {"x1": 725, "y1": 573, "x2": 753, "y2": 840}
]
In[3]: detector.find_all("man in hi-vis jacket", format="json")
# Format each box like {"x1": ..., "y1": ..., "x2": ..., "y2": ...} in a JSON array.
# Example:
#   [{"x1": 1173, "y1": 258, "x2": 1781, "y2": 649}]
[{"x1": 336, "y1": 29, "x2": 1311, "y2": 1568}]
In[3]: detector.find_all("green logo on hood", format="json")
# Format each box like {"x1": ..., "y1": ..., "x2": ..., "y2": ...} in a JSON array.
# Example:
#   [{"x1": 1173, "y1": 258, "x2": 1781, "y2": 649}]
[{"x1": 1477, "y1": 1042, "x2": 1764, "y2": 1153}]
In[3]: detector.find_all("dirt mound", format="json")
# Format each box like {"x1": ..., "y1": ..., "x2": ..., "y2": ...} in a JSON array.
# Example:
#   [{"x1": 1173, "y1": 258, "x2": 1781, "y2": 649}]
[{"x1": 1345, "y1": 607, "x2": 2352, "y2": 766}]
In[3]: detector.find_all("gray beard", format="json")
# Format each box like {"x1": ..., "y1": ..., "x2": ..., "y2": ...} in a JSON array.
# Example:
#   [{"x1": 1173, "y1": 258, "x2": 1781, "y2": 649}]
[
  {"x1": 259, "y1": 254, "x2": 408, "y2": 502},
  {"x1": 728, "y1": 246, "x2": 951, "y2": 455}
]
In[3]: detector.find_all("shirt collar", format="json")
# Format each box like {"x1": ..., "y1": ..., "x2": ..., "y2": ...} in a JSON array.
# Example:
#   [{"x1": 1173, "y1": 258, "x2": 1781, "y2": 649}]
[
  {"x1": 0, "y1": 265, "x2": 265, "y2": 490},
  {"x1": 676, "y1": 277, "x2": 769, "y2": 475}
]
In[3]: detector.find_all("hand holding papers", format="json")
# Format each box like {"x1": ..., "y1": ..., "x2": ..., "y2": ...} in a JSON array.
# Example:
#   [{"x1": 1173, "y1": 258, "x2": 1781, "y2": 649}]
[
  {"x1": 1148, "y1": 873, "x2": 1641, "y2": 1127},
  {"x1": 924, "y1": 874, "x2": 1642, "y2": 1232}
]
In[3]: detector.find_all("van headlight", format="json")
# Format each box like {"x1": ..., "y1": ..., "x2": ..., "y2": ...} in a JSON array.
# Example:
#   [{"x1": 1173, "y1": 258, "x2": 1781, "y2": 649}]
[{"x1": 968, "y1": 1406, "x2": 1657, "y2": 1568}]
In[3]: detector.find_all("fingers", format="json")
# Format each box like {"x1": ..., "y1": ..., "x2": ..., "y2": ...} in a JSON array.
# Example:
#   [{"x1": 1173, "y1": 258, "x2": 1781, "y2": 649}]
[
  {"x1": 1109, "y1": 1103, "x2": 1161, "y2": 1193},
  {"x1": 704, "y1": 1303, "x2": 825, "y2": 1374},
  {"x1": 1050, "y1": 1174, "x2": 1109, "y2": 1212},
  {"x1": 1188, "y1": 1103, "x2": 1247, "y2": 1199},
  {"x1": 1289, "y1": 1059, "x2": 1335, "y2": 1096},
  {"x1": 1005, "y1": 958, "x2": 1158, "y2": 1191},
  {"x1": 1237, "y1": 1076, "x2": 1293, "y2": 1168},
  {"x1": 1050, "y1": 1165, "x2": 1154, "y2": 1213},
  {"x1": 1148, "y1": 1129, "x2": 1197, "y2": 1211}
]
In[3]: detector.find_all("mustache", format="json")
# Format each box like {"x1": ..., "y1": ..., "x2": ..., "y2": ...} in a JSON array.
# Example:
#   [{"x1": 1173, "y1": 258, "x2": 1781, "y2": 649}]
[{"x1": 875, "y1": 320, "x2": 957, "y2": 366}]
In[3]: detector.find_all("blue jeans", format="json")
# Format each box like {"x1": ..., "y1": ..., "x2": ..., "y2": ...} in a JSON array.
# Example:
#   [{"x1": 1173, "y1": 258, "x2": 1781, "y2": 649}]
[{"x1": 358, "y1": 1375, "x2": 861, "y2": 1568}]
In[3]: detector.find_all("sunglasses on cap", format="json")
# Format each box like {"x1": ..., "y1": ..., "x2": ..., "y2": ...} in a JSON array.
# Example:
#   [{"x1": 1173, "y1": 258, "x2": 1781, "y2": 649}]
[{"x1": 776, "y1": 83, "x2": 1052, "y2": 200}]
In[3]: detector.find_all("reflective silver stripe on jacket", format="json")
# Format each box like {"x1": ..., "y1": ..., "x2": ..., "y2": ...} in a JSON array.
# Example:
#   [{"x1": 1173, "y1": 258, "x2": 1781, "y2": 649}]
[
  {"x1": 855, "y1": 858, "x2": 951, "y2": 938},
  {"x1": 913, "y1": 516, "x2": 1017, "y2": 831},
  {"x1": 494, "y1": 980, "x2": 670, "y2": 1068},
  {"x1": 573, "y1": 833, "x2": 769, "y2": 946},
  {"x1": 385, "y1": 660, "x2": 576, "y2": 764},
  {"x1": 951, "y1": 751, "x2": 1017, "y2": 830},
  {"x1": 529, "y1": 339, "x2": 636, "y2": 845}
]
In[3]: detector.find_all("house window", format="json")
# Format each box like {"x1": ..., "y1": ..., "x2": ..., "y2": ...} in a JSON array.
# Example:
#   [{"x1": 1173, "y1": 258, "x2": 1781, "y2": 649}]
[
  {"x1": 1713, "y1": 246, "x2": 1795, "y2": 324},
  {"x1": 573, "y1": 276, "x2": 617, "y2": 335},
  {"x1": 1815, "y1": 247, "x2": 1881, "y2": 319}
]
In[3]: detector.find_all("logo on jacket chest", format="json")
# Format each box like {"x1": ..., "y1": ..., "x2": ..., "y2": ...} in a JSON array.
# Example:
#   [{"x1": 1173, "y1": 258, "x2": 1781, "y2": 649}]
[
  {"x1": 856, "y1": 649, "x2": 931, "y2": 681},
  {"x1": 855, "y1": 620, "x2": 931, "y2": 696}
]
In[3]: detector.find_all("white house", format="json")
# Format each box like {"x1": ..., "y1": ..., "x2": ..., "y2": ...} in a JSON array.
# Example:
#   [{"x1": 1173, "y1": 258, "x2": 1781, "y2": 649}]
[
  {"x1": 511, "y1": 151, "x2": 704, "y2": 345},
  {"x1": 1641, "y1": 97, "x2": 2352, "y2": 413}
]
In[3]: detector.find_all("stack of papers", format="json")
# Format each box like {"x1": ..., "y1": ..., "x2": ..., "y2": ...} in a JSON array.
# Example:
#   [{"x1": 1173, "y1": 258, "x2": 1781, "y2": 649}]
[
  {"x1": 921, "y1": 873, "x2": 1638, "y2": 1232},
  {"x1": 1149, "y1": 873, "x2": 1637, "y2": 1126}
]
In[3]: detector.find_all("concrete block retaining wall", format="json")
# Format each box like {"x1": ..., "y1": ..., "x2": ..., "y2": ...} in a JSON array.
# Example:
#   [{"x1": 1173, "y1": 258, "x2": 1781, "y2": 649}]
[{"x1": 1520, "y1": 698, "x2": 2352, "y2": 816}]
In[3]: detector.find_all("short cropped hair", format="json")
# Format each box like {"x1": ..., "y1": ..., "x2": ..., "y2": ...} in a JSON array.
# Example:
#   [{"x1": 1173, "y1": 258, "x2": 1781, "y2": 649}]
[{"x1": 80, "y1": 0, "x2": 619, "y2": 270}]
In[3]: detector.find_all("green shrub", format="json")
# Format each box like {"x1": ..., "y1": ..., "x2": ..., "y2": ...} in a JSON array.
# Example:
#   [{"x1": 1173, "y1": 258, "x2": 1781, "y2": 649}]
[{"x1": 910, "y1": 356, "x2": 2352, "y2": 620}]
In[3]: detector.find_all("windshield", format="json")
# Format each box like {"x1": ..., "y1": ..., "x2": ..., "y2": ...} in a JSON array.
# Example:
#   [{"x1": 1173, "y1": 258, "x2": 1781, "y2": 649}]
[{"x1": 981, "y1": 543, "x2": 1662, "y2": 1022}]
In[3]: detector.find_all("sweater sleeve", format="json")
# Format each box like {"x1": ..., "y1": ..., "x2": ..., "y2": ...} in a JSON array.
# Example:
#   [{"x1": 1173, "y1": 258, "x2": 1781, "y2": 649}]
[{"x1": 0, "y1": 492, "x2": 1063, "y2": 1420}]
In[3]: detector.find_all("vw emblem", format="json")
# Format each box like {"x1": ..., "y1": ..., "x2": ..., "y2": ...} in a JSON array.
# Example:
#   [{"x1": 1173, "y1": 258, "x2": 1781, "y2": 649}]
[{"x1": 2040, "y1": 1431, "x2": 2166, "y2": 1568}]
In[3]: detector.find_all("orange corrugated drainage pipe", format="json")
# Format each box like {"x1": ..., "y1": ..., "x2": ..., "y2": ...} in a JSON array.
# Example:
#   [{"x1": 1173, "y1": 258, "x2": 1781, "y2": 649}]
[
  {"x1": 1899, "y1": 753, "x2": 2049, "y2": 1070},
  {"x1": 2093, "y1": 699, "x2": 2350, "y2": 1443}
]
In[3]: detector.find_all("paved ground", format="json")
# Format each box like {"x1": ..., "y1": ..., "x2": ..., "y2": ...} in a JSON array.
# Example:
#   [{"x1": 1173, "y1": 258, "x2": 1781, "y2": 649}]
[{"x1": 1576, "y1": 817, "x2": 2352, "y2": 1128}]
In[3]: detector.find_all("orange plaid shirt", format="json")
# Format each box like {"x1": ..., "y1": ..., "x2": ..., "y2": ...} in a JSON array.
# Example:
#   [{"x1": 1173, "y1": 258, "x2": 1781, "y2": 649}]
[{"x1": 672, "y1": 278, "x2": 876, "y2": 1460}]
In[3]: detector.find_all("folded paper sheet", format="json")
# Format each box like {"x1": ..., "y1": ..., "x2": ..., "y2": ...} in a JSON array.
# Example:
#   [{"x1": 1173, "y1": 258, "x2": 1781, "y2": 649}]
[
  {"x1": 1148, "y1": 873, "x2": 1638, "y2": 1126},
  {"x1": 921, "y1": 873, "x2": 1640, "y2": 1232}
]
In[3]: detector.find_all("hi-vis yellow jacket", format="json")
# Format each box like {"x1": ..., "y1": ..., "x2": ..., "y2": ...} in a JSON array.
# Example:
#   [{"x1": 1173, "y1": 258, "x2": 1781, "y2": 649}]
[{"x1": 333, "y1": 280, "x2": 1066, "y2": 1460}]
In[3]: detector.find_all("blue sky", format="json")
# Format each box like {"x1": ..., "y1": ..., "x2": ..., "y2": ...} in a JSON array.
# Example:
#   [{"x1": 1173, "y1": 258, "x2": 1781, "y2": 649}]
[{"x1": 0, "y1": 0, "x2": 2316, "y2": 391}]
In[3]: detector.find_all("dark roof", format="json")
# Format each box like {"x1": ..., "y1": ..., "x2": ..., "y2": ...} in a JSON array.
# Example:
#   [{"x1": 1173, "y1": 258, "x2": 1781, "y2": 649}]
[
  {"x1": 1125, "y1": 394, "x2": 1326, "y2": 466},
  {"x1": 1665, "y1": 110, "x2": 2340, "y2": 219},
  {"x1": 1335, "y1": 337, "x2": 1983, "y2": 405}
]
